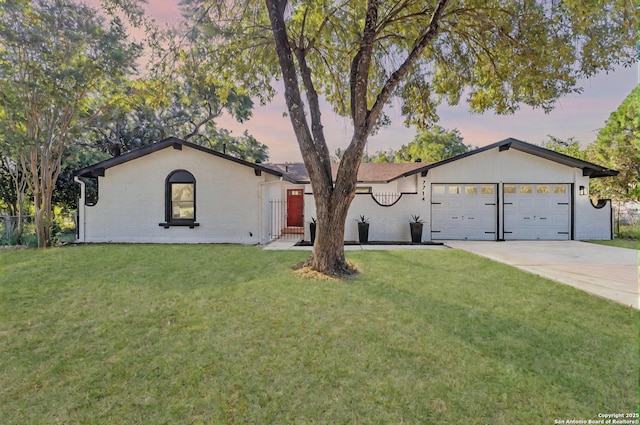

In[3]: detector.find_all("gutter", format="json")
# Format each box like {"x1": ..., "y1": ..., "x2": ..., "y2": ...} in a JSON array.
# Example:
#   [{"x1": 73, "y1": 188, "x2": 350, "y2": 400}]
[{"x1": 73, "y1": 177, "x2": 85, "y2": 242}]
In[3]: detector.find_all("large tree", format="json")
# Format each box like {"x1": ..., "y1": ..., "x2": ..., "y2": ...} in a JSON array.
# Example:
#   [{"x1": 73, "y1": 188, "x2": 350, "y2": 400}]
[
  {"x1": 0, "y1": 0, "x2": 142, "y2": 247},
  {"x1": 588, "y1": 86, "x2": 639, "y2": 203},
  {"x1": 177, "y1": 0, "x2": 634, "y2": 275}
]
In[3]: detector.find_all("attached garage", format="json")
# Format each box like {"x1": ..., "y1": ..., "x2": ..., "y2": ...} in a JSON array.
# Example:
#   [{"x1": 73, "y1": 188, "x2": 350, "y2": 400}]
[
  {"x1": 503, "y1": 183, "x2": 571, "y2": 240},
  {"x1": 416, "y1": 138, "x2": 617, "y2": 242},
  {"x1": 431, "y1": 183, "x2": 497, "y2": 240}
]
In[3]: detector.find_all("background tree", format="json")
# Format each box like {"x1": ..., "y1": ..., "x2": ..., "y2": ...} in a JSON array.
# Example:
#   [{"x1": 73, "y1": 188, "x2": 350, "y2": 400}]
[
  {"x1": 81, "y1": 89, "x2": 269, "y2": 161},
  {"x1": 180, "y1": 0, "x2": 633, "y2": 275},
  {"x1": 541, "y1": 135, "x2": 587, "y2": 160},
  {"x1": 0, "y1": 0, "x2": 142, "y2": 247},
  {"x1": 395, "y1": 126, "x2": 470, "y2": 162},
  {"x1": 588, "y1": 86, "x2": 639, "y2": 203},
  {"x1": 0, "y1": 153, "x2": 29, "y2": 243},
  {"x1": 368, "y1": 149, "x2": 396, "y2": 163},
  {"x1": 52, "y1": 145, "x2": 109, "y2": 211}
]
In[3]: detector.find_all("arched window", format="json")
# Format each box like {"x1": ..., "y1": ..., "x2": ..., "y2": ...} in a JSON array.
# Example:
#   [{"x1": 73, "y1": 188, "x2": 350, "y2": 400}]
[{"x1": 161, "y1": 170, "x2": 199, "y2": 228}]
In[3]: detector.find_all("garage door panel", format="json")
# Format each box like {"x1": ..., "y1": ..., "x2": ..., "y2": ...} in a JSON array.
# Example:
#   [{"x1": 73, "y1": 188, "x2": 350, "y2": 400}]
[
  {"x1": 431, "y1": 184, "x2": 497, "y2": 240},
  {"x1": 503, "y1": 183, "x2": 570, "y2": 240}
]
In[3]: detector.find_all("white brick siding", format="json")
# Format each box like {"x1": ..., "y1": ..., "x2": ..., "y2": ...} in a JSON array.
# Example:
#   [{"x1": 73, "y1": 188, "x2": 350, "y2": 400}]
[{"x1": 78, "y1": 145, "x2": 285, "y2": 244}]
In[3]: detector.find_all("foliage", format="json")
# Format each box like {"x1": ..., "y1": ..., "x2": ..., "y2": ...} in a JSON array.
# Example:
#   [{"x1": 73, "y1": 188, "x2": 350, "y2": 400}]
[
  {"x1": 361, "y1": 126, "x2": 471, "y2": 163},
  {"x1": 395, "y1": 126, "x2": 471, "y2": 162},
  {"x1": 541, "y1": 135, "x2": 588, "y2": 160},
  {"x1": 367, "y1": 149, "x2": 395, "y2": 163},
  {"x1": 52, "y1": 145, "x2": 109, "y2": 211},
  {"x1": 175, "y1": 0, "x2": 635, "y2": 275},
  {"x1": 0, "y1": 0, "x2": 142, "y2": 247},
  {"x1": 410, "y1": 214, "x2": 424, "y2": 223},
  {"x1": 75, "y1": 34, "x2": 269, "y2": 162},
  {"x1": 355, "y1": 215, "x2": 370, "y2": 224},
  {"x1": 82, "y1": 100, "x2": 269, "y2": 162},
  {"x1": 0, "y1": 245, "x2": 636, "y2": 423},
  {"x1": 0, "y1": 156, "x2": 28, "y2": 217},
  {"x1": 588, "y1": 86, "x2": 639, "y2": 203}
]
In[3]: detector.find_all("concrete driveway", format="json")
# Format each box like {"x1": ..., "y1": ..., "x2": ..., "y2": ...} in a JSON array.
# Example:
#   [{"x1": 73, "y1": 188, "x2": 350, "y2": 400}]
[{"x1": 445, "y1": 240, "x2": 638, "y2": 309}]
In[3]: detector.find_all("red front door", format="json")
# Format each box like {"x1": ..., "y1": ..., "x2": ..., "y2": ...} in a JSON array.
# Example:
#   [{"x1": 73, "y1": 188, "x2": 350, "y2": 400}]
[{"x1": 287, "y1": 189, "x2": 304, "y2": 227}]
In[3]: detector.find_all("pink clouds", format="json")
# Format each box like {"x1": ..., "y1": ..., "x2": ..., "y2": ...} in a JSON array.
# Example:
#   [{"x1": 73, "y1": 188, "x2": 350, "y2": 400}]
[{"x1": 221, "y1": 65, "x2": 637, "y2": 162}]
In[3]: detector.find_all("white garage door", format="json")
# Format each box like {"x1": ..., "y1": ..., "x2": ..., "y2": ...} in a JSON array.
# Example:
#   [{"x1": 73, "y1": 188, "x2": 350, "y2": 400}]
[
  {"x1": 431, "y1": 184, "x2": 497, "y2": 240},
  {"x1": 503, "y1": 184, "x2": 570, "y2": 240}
]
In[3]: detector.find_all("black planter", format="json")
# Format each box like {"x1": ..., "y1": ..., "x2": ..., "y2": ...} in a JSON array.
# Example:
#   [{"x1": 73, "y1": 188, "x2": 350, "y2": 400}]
[
  {"x1": 410, "y1": 222, "x2": 423, "y2": 244},
  {"x1": 309, "y1": 222, "x2": 316, "y2": 244},
  {"x1": 358, "y1": 222, "x2": 370, "y2": 244}
]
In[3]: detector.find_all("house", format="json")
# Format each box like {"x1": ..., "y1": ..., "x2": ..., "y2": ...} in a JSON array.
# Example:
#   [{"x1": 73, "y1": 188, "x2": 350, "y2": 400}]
[{"x1": 74, "y1": 137, "x2": 618, "y2": 244}]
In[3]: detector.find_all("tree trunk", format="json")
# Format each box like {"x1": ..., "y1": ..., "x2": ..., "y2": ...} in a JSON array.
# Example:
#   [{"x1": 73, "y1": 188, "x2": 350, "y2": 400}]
[
  {"x1": 303, "y1": 130, "x2": 366, "y2": 276},
  {"x1": 306, "y1": 188, "x2": 356, "y2": 276},
  {"x1": 26, "y1": 145, "x2": 56, "y2": 248}
]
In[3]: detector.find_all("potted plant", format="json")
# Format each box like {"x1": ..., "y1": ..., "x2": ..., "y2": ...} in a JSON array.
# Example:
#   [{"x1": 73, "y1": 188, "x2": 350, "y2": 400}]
[
  {"x1": 356, "y1": 215, "x2": 370, "y2": 244},
  {"x1": 409, "y1": 214, "x2": 424, "y2": 244},
  {"x1": 308, "y1": 217, "x2": 317, "y2": 244}
]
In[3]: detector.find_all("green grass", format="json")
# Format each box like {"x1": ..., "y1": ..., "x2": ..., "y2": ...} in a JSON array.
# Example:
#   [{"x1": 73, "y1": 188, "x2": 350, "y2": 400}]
[
  {"x1": 590, "y1": 223, "x2": 639, "y2": 249},
  {"x1": 588, "y1": 239, "x2": 638, "y2": 250},
  {"x1": 0, "y1": 245, "x2": 637, "y2": 424}
]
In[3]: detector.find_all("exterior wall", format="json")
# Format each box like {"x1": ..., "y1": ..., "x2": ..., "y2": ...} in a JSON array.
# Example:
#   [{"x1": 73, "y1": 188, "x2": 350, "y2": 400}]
[
  {"x1": 574, "y1": 173, "x2": 613, "y2": 240},
  {"x1": 574, "y1": 198, "x2": 613, "y2": 240},
  {"x1": 396, "y1": 175, "x2": 418, "y2": 193},
  {"x1": 303, "y1": 148, "x2": 613, "y2": 241},
  {"x1": 303, "y1": 175, "x2": 429, "y2": 242},
  {"x1": 426, "y1": 148, "x2": 575, "y2": 183},
  {"x1": 79, "y1": 145, "x2": 283, "y2": 244}
]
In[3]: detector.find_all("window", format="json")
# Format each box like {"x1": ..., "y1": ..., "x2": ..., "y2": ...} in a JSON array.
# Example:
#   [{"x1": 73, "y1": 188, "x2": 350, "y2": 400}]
[
  {"x1": 520, "y1": 185, "x2": 533, "y2": 194},
  {"x1": 480, "y1": 185, "x2": 494, "y2": 195},
  {"x1": 171, "y1": 183, "x2": 194, "y2": 219},
  {"x1": 355, "y1": 186, "x2": 372, "y2": 194},
  {"x1": 448, "y1": 185, "x2": 462, "y2": 194},
  {"x1": 432, "y1": 185, "x2": 445, "y2": 194},
  {"x1": 503, "y1": 185, "x2": 516, "y2": 194},
  {"x1": 465, "y1": 186, "x2": 477, "y2": 195},
  {"x1": 553, "y1": 185, "x2": 567, "y2": 194},
  {"x1": 162, "y1": 170, "x2": 198, "y2": 227},
  {"x1": 536, "y1": 185, "x2": 550, "y2": 194}
]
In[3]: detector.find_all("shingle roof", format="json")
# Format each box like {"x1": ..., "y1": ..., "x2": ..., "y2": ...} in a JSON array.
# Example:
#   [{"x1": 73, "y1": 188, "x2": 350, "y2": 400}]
[{"x1": 263, "y1": 162, "x2": 429, "y2": 183}]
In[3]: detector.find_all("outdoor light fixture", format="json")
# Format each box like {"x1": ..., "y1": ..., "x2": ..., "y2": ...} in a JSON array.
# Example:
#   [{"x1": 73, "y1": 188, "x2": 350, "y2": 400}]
[{"x1": 579, "y1": 185, "x2": 586, "y2": 196}]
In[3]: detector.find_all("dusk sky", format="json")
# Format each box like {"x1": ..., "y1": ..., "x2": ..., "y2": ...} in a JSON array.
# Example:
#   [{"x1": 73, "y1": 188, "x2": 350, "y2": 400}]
[{"x1": 110, "y1": 0, "x2": 639, "y2": 163}]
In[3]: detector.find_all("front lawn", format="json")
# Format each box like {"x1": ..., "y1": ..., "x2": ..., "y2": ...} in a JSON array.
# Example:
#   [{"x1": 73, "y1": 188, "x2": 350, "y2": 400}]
[{"x1": 0, "y1": 245, "x2": 636, "y2": 424}]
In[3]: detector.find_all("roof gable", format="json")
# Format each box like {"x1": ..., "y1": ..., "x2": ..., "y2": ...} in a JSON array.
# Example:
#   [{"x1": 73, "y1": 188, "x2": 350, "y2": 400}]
[
  {"x1": 74, "y1": 137, "x2": 289, "y2": 180},
  {"x1": 404, "y1": 138, "x2": 618, "y2": 178}
]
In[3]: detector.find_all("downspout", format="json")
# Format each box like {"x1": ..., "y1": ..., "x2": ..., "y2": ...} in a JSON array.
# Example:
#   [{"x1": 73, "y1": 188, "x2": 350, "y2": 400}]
[
  {"x1": 258, "y1": 178, "x2": 283, "y2": 244},
  {"x1": 74, "y1": 176, "x2": 85, "y2": 242}
]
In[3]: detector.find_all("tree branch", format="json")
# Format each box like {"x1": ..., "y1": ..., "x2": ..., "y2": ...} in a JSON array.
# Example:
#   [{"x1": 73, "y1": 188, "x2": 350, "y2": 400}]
[
  {"x1": 367, "y1": 0, "x2": 450, "y2": 131},
  {"x1": 264, "y1": 0, "x2": 333, "y2": 188},
  {"x1": 349, "y1": 0, "x2": 379, "y2": 126}
]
